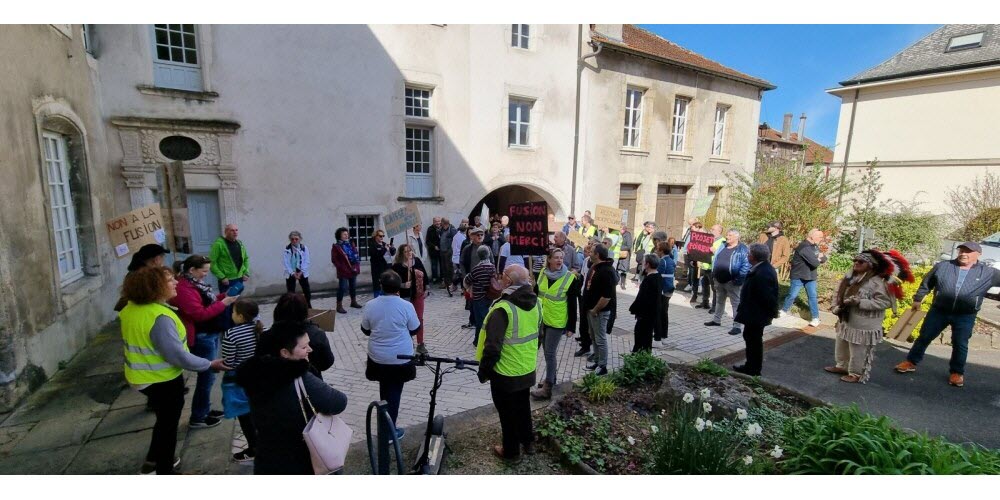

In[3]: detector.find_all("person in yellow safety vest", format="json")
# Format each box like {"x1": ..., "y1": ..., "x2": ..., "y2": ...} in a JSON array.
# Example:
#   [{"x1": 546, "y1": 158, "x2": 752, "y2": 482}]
[
  {"x1": 119, "y1": 266, "x2": 230, "y2": 475},
  {"x1": 476, "y1": 264, "x2": 541, "y2": 462},
  {"x1": 530, "y1": 249, "x2": 582, "y2": 400},
  {"x1": 577, "y1": 215, "x2": 598, "y2": 239},
  {"x1": 697, "y1": 224, "x2": 727, "y2": 313}
]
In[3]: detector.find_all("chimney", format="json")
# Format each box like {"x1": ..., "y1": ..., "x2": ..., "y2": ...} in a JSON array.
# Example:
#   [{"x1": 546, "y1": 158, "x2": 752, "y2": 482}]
[
  {"x1": 594, "y1": 24, "x2": 624, "y2": 42},
  {"x1": 798, "y1": 113, "x2": 807, "y2": 142},
  {"x1": 781, "y1": 113, "x2": 792, "y2": 140}
]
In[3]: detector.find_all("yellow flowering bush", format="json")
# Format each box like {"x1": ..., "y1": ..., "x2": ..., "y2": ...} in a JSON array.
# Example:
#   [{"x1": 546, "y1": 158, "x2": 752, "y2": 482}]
[{"x1": 882, "y1": 265, "x2": 933, "y2": 339}]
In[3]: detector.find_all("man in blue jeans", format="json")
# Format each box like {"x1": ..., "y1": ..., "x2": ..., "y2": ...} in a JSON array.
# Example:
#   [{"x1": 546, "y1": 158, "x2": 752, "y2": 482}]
[
  {"x1": 190, "y1": 332, "x2": 224, "y2": 428},
  {"x1": 779, "y1": 229, "x2": 826, "y2": 327},
  {"x1": 895, "y1": 242, "x2": 1000, "y2": 387}
]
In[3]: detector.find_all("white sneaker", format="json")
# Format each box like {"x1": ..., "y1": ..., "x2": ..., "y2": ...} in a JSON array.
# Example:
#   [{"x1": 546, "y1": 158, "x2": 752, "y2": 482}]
[
  {"x1": 808, "y1": 318, "x2": 821, "y2": 327},
  {"x1": 778, "y1": 310, "x2": 788, "y2": 318}
]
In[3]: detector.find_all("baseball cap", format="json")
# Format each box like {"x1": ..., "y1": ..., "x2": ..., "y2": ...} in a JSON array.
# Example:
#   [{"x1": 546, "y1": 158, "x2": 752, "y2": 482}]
[{"x1": 957, "y1": 241, "x2": 982, "y2": 253}]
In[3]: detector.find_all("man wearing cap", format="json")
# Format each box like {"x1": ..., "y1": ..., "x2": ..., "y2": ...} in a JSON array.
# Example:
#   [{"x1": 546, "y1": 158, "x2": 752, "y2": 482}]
[
  {"x1": 757, "y1": 221, "x2": 791, "y2": 280},
  {"x1": 114, "y1": 244, "x2": 169, "y2": 312},
  {"x1": 895, "y1": 242, "x2": 1000, "y2": 387}
]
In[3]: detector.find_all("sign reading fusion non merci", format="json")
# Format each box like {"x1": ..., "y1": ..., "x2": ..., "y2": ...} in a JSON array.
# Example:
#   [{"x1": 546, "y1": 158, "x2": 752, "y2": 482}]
[{"x1": 508, "y1": 201, "x2": 548, "y2": 255}]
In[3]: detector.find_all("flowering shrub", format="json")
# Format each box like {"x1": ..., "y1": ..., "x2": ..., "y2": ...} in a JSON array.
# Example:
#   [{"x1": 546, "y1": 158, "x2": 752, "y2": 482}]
[
  {"x1": 646, "y1": 388, "x2": 770, "y2": 474},
  {"x1": 881, "y1": 265, "x2": 932, "y2": 337}
]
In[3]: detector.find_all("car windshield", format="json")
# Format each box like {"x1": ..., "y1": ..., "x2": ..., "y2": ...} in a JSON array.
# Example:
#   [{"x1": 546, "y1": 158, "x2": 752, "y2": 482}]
[{"x1": 983, "y1": 231, "x2": 1000, "y2": 247}]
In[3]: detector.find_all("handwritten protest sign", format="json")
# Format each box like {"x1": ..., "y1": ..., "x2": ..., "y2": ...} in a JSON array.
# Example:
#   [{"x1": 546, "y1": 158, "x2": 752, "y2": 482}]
[
  {"x1": 567, "y1": 230, "x2": 588, "y2": 249},
  {"x1": 594, "y1": 205, "x2": 624, "y2": 230},
  {"x1": 508, "y1": 201, "x2": 548, "y2": 255},
  {"x1": 384, "y1": 203, "x2": 421, "y2": 237},
  {"x1": 686, "y1": 230, "x2": 717, "y2": 263},
  {"x1": 105, "y1": 204, "x2": 167, "y2": 258}
]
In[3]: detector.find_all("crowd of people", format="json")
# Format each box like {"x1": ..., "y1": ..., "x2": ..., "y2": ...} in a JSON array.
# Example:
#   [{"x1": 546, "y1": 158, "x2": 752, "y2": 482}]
[{"x1": 114, "y1": 207, "x2": 1000, "y2": 473}]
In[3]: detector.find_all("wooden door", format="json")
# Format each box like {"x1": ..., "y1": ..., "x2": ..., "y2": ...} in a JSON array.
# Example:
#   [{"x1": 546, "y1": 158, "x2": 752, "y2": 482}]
[
  {"x1": 655, "y1": 184, "x2": 689, "y2": 240},
  {"x1": 618, "y1": 184, "x2": 638, "y2": 233}
]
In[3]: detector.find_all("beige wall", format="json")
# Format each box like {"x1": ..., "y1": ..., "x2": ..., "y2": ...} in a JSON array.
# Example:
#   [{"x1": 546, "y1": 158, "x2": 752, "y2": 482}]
[
  {"x1": 0, "y1": 25, "x2": 119, "y2": 410},
  {"x1": 581, "y1": 37, "x2": 762, "y2": 238},
  {"x1": 829, "y1": 68, "x2": 1000, "y2": 215}
]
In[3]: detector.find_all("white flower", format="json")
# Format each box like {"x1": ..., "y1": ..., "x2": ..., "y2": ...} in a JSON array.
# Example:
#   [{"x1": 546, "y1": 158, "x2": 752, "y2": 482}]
[
  {"x1": 699, "y1": 388, "x2": 711, "y2": 399},
  {"x1": 705, "y1": 420, "x2": 714, "y2": 430},
  {"x1": 736, "y1": 408, "x2": 748, "y2": 420},
  {"x1": 745, "y1": 423, "x2": 763, "y2": 438},
  {"x1": 682, "y1": 393, "x2": 695, "y2": 403},
  {"x1": 694, "y1": 418, "x2": 706, "y2": 432},
  {"x1": 650, "y1": 425, "x2": 659, "y2": 434},
  {"x1": 770, "y1": 445, "x2": 784, "y2": 459},
  {"x1": 742, "y1": 455, "x2": 754, "y2": 466},
  {"x1": 627, "y1": 436, "x2": 636, "y2": 446},
  {"x1": 702, "y1": 402, "x2": 713, "y2": 413}
]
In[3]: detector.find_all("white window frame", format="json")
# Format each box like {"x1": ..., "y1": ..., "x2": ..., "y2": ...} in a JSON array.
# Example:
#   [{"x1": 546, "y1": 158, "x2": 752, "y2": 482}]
[
  {"x1": 712, "y1": 105, "x2": 729, "y2": 157},
  {"x1": 43, "y1": 132, "x2": 84, "y2": 285},
  {"x1": 348, "y1": 215, "x2": 379, "y2": 261},
  {"x1": 512, "y1": 24, "x2": 530, "y2": 49},
  {"x1": 404, "y1": 86, "x2": 431, "y2": 118},
  {"x1": 670, "y1": 97, "x2": 690, "y2": 153},
  {"x1": 405, "y1": 126, "x2": 433, "y2": 197},
  {"x1": 150, "y1": 24, "x2": 203, "y2": 91},
  {"x1": 82, "y1": 24, "x2": 93, "y2": 55},
  {"x1": 947, "y1": 32, "x2": 984, "y2": 52},
  {"x1": 508, "y1": 98, "x2": 532, "y2": 147},
  {"x1": 623, "y1": 87, "x2": 644, "y2": 149}
]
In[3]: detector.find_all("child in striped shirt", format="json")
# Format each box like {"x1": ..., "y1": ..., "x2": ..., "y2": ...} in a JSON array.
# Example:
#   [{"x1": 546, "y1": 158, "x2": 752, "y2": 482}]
[{"x1": 221, "y1": 298, "x2": 263, "y2": 463}]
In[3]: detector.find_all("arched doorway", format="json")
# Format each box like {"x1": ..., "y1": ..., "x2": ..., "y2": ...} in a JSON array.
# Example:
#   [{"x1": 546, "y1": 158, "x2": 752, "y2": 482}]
[{"x1": 467, "y1": 184, "x2": 560, "y2": 226}]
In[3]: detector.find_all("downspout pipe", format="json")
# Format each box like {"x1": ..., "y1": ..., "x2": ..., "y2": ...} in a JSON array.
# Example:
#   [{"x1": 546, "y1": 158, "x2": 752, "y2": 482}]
[
  {"x1": 571, "y1": 28, "x2": 602, "y2": 216},
  {"x1": 835, "y1": 87, "x2": 860, "y2": 218}
]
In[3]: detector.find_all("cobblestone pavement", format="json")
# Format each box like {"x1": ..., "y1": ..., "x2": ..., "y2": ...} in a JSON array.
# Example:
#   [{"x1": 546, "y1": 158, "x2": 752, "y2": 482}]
[{"x1": 251, "y1": 281, "x2": 806, "y2": 446}]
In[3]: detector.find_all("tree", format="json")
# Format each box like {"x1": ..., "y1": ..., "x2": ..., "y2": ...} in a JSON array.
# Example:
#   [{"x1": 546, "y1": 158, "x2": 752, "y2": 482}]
[
  {"x1": 722, "y1": 154, "x2": 846, "y2": 244},
  {"x1": 945, "y1": 171, "x2": 1000, "y2": 239}
]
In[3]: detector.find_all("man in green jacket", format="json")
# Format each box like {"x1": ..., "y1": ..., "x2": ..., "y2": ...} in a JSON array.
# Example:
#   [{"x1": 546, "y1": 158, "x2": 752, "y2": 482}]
[{"x1": 209, "y1": 224, "x2": 250, "y2": 294}]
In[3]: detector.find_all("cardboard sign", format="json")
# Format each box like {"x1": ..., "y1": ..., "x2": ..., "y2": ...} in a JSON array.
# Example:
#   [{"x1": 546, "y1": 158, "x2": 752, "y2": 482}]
[
  {"x1": 508, "y1": 201, "x2": 548, "y2": 255},
  {"x1": 308, "y1": 309, "x2": 336, "y2": 332},
  {"x1": 384, "y1": 203, "x2": 421, "y2": 237},
  {"x1": 594, "y1": 205, "x2": 624, "y2": 231},
  {"x1": 888, "y1": 309, "x2": 926, "y2": 341},
  {"x1": 105, "y1": 204, "x2": 167, "y2": 259},
  {"x1": 567, "y1": 230, "x2": 589, "y2": 249},
  {"x1": 686, "y1": 230, "x2": 717, "y2": 264},
  {"x1": 691, "y1": 195, "x2": 716, "y2": 217},
  {"x1": 548, "y1": 214, "x2": 561, "y2": 233}
]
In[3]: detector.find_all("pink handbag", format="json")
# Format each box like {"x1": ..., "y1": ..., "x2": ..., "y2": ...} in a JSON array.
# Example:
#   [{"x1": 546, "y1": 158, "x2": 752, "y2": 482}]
[{"x1": 295, "y1": 377, "x2": 353, "y2": 474}]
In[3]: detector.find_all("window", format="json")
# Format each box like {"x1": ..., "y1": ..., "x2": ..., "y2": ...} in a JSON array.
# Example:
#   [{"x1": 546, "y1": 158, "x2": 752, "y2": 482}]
[
  {"x1": 82, "y1": 24, "x2": 94, "y2": 55},
  {"x1": 152, "y1": 24, "x2": 202, "y2": 91},
  {"x1": 508, "y1": 99, "x2": 532, "y2": 147},
  {"x1": 512, "y1": 24, "x2": 529, "y2": 49},
  {"x1": 347, "y1": 215, "x2": 378, "y2": 261},
  {"x1": 712, "y1": 105, "x2": 728, "y2": 156},
  {"x1": 658, "y1": 185, "x2": 689, "y2": 195},
  {"x1": 43, "y1": 132, "x2": 84, "y2": 285},
  {"x1": 405, "y1": 126, "x2": 433, "y2": 197},
  {"x1": 405, "y1": 87, "x2": 431, "y2": 118},
  {"x1": 623, "y1": 88, "x2": 643, "y2": 148},
  {"x1": 670, "y1": 97, "x2": 690, "y2": 152},
  {"x1": 947, "y1": 32, "x2": 984, "y2": 52}
]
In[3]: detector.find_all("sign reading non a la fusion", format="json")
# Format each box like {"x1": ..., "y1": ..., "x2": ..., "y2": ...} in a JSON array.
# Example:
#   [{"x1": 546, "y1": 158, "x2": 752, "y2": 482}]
[
  {"x1": 508, "y1": 201, "x2": 548, "y2": 255},
  {"x1": 686, "y1": 230, "x2": 717, "y2": 264},
  {"x1": 105, "y1": 203, "x2": 167, "y2": 259}
]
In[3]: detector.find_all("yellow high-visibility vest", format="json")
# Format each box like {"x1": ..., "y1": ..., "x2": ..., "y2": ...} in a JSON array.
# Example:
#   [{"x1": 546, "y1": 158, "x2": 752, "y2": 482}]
[
  {"x1": 119, "y1": 302, "x2": 187, "y2": 385},
  {"x1": 537, "y1": 272, "x2": 576, "y2": 329},
  {"x1": 476, "y1": 300, "x2": 540, "y2": 377}
]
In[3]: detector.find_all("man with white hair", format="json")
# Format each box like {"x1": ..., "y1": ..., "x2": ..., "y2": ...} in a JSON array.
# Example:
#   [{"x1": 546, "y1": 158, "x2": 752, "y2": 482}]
[
  {"x1": 779, "y1": 228, "x2": 827, "y2": 327},
  {"x1": 476, "y1": 264, "x2": 540, "y2": 461},
  {"x1": 705, "y1": 229, "x2": 751, "y2": 336}
]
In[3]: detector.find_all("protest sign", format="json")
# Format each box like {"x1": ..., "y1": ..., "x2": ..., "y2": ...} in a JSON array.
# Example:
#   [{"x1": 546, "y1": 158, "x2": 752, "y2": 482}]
[
  {"x1": 686, "y1": 231, "x2": 717, "y2": 263},
  {"x1": 594, "y1": 205, "x2": 624, "y2": 230},
  {"x1": 691, "y1": 195, "x2": 716, "y2": 217},
  {"x1": 508, "y1": 201, "x2": 548, "y2": 255},
  {"x1": 548, "y1": 214, "x2": 561, "y2": 233},
  {"x1": 105, "y1": 204, "x2": 167, "y2": 258},
  {"x1": 384, "y1": 203, "x2": 421, "y2": 237},
  {"x1": 567, "y1": 230, "x2": 588, "y2": 249}
]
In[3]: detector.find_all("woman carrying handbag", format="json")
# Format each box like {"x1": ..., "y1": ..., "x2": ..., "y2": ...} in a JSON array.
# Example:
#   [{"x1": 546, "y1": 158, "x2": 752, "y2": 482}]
[{"x1": 238, "y1": 321, "x2": 348, "y2": 475}]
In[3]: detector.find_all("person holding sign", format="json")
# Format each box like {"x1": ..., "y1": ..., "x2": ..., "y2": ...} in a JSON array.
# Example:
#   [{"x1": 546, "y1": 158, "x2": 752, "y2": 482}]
[
  {"x1": 577, "y1": 215, "x2": 597, "y2": 239},
  {"x1": 114, "y1": 244, "x2": 169, "y2": 312},
  {"x1": 392, "y1": 244, "x2": 430, "y2": 355},
  {"x1": 368, "y1": 229, "x2": 395, "y2": 298},
  {"x1": 705, "y1": 230, "x2": 751, "y2": 336}
]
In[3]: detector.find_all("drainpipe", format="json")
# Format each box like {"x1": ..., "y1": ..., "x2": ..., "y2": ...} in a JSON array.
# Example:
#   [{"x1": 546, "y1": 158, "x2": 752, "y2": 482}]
[
  {"x1": 835, "y1": 87, "x2": 860, "y2": 218},
  {"x1": 571, "y1": 26, "x2": 602, "y2": 216}
]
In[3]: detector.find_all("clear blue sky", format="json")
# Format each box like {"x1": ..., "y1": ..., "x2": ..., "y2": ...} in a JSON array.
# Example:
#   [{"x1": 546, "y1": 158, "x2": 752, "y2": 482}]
[{"x1": 638, "y1": 25, "x2": 941, "y2": 148}]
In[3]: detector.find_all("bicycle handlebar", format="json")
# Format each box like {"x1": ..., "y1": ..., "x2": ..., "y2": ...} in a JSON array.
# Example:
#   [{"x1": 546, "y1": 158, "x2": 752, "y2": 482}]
[{"x1": 397, "y1": 353, "x2": 480, "y2": 367}]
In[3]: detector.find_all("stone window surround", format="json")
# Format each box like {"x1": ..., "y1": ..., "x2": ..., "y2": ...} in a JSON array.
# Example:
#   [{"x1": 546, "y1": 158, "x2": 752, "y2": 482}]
[{"x1": 111, "y1": 117, "x2": 241, "y2": 226}]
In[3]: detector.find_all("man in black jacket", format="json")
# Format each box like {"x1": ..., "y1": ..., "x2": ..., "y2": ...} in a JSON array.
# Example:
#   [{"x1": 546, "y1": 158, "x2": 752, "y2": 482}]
[
  {"x1": 426, "y1": 217, "x2": 442, "y2": 284},
  {"x1": 733, "y1": 243, "x2": 779, "y2": 376},
  {"x1": 780, "y1": 228, "x2": 827, "y2": 327},
  {"x1": 630, "y1": 254, "x2": 663, "y2": 352},
  {"x1": 583, "y1": 245, "x2": 617, "y2": 375},
  {"x1": 895, "y1": 242, "x2": 1000, "y2": 387}
]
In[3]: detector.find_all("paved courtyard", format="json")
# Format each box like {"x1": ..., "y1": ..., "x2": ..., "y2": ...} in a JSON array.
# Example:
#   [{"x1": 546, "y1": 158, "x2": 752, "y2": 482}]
[{"x1": 257, "y1": 282, "x2": 807, "y2": 444}]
